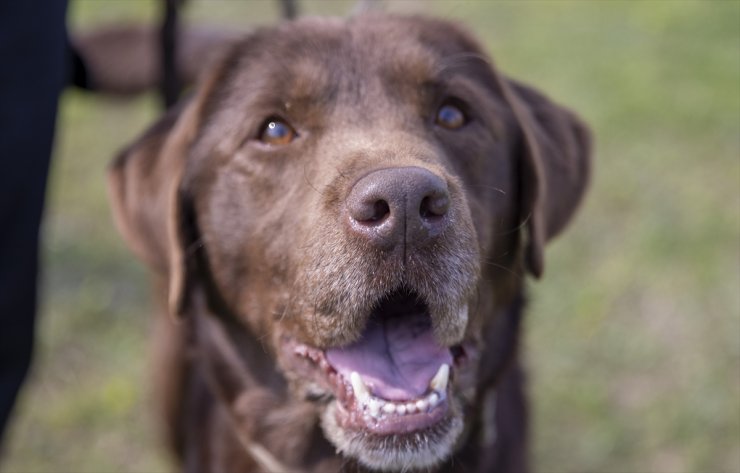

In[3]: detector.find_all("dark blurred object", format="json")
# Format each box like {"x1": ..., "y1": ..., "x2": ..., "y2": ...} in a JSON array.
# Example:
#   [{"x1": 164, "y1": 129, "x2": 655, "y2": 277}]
[
  {"x1": 161, "y1": 0, "x2": 182, "y2": 108},
  {"x1": 71, "y1": 24, "x2": 241, "y2": 96},
  {"x1": 69, "y1": 0, "x2": 300, "y2": 106},
  {"x1": 0, "y1": 0, "x2": 69, "y2": 450},
  {"x1": 281, "y1": 0, "x2": 298, "y2": 20},
  {"x1": 68, "y1": 0, "x2": 377, "y2": 103}
]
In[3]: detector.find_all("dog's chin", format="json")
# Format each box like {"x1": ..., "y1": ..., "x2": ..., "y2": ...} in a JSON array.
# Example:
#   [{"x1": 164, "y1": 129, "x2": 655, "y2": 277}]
[{"x1": 320, "y1": 398, "x2": 464, "y2": 471}]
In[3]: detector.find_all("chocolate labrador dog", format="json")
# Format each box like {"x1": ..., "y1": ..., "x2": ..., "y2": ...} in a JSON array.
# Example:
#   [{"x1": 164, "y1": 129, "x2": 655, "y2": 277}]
[{"x1": 108, "y1": 13, "x2": 590, "y2": 473}]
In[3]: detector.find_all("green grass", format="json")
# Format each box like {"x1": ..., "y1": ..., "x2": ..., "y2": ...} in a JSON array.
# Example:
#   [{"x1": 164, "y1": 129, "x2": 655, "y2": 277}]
[{"x1": 2, "y1": 1, "x2": 738, "y2": 472}]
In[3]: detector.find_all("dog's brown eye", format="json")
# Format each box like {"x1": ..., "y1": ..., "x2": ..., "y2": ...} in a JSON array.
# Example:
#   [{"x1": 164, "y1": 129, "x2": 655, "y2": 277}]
[
  {"x1": 435, "y1": 104, "x2": 466, "y2": 130},
  {"x1": 258, "y1": 118, "x2": 296, "y2": 145}
]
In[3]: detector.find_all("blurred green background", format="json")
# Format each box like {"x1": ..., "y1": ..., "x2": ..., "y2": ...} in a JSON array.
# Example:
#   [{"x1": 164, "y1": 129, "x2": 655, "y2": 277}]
[{"x1": 1, "y1": 1, "x2": 738, "y2": 472}]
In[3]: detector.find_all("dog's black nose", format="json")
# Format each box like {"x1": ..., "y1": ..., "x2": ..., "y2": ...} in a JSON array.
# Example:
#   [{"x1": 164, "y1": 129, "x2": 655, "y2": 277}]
[{"x1": 345, "y1": 166, "x2": 450, "y2": 251}]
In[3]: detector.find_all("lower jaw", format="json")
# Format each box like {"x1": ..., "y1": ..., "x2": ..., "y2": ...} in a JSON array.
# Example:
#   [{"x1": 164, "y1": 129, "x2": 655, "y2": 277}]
[
  {"x1": 333, "y1": 394, "x2": 450, "y2": 435},
  {"x1": 320, "y1": 399, "x2": 464, "y2": 471}
]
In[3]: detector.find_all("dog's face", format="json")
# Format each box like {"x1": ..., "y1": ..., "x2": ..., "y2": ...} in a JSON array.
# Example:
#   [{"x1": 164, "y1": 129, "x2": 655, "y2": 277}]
[{"x1": 109, "y1": 14, "x2": 590, "y2": 471}]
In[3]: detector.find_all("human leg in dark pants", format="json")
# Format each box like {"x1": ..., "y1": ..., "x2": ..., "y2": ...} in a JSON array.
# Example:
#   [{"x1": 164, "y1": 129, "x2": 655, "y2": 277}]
[{"x1": 0, "y1": 0, "x2": 68, "y2": 449}]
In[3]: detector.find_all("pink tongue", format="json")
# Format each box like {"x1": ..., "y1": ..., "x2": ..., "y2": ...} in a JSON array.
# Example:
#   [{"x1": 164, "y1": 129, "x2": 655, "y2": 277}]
[{"x1": 326, "y1": 313, "x2": 452, "y2": 401}]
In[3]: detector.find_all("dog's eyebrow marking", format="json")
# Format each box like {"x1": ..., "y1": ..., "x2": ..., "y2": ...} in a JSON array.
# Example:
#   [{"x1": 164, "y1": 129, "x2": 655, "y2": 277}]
[
  {"x1": 434, "y1": 51, "x2": 493, "y2": 77},
  {"x1": 284, "y1": 56, "x2": 335, "y2": 104}
]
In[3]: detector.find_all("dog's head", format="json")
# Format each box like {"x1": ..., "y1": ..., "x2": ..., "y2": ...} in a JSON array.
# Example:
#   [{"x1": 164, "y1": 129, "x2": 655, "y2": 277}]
[{"x1": 109, "y1": 14, "x2": 590, "y2": 471}]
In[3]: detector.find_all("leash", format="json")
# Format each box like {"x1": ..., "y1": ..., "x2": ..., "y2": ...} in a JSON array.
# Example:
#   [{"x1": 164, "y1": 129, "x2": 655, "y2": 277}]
[{"x1": 191, "y1": 298, "x2": 298, "y2": 472}]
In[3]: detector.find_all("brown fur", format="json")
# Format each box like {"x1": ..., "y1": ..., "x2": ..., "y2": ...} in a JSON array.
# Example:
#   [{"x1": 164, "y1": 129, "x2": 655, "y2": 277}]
[{"x1": 108, "y1": 14, "x2": 590, "y2": 473}]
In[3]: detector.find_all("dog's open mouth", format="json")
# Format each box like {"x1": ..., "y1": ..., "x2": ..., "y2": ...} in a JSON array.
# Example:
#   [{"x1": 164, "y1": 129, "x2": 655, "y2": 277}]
[{"x1": 290, "y1": 290, "x2": 468, "y2": 437}]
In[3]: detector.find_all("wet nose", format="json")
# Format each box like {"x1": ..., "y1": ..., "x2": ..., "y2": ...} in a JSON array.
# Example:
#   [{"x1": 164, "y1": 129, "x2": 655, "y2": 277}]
[{"x1": 345, "y1": 166, "x2": 451, "y2": 251}]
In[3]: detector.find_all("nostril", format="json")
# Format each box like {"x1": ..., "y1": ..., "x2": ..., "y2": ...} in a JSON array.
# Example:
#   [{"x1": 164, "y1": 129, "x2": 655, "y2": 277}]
[
  {"x1": 367, "y1": 200, "x2": 390, "y2": 223},
  {"x1": 420, "y1": 194, "x2": 450, "y2": 220},
  {"x1": 349, "y1": 197, "x2": 391, "y2": 225}
]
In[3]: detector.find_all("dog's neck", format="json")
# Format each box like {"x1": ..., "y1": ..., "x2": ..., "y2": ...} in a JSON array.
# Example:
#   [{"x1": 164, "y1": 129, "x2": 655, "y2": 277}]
[{"x1": 189, "y1": 288, "x2": 338, "y2": 470}]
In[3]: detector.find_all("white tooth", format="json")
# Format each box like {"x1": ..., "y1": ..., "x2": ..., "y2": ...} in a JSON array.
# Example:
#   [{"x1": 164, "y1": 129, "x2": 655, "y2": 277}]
[
  {"x1": 350, "y1": 372, "x2": 369, "y2": 402},
  {"x1": 430, "y1": 364, "x2": 450, "y2": 392},
  {"x1": 428, "y1": 392, "x2": 440, "y2": 407},
  {"x1": 416, "y1": 399, "x2": 429, "y2": 411},
  {"x1": 396, "y1": 404, "x2": 407, "y2": 415},
  {"x1": 383, "y1": 403, "x2": 396, "y2": 414},
  {"x1": 368, "y1": 399, "x2": 381, "y2": 417},
  {"x1": 405, "y1": 402, "x2": 417, "y2": 414}
]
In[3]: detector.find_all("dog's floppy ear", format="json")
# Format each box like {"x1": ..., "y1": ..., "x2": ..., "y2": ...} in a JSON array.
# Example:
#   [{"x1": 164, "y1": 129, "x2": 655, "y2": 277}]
[
  {"x1": 107, "y1": 100, "x2": 198, "y2": 318},
  {"x1": 496, "y1": 76, "x2": 592, "y2": 278},
  {"x1": 107, "y1": 53, "x2": 231, "y2": 317}
]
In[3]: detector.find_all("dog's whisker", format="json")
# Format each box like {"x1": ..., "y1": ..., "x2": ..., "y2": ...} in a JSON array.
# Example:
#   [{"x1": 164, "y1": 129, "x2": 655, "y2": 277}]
[
  {"x1": 491, "y1": 213, "x2": 533, "y2": 237},
  {"x1": 303, "y1": 160, "x2": 325, "y2": 196},
  {"x1": 466, "y1": 183, "x2": 507, "y2": 195},
  {"x1": 482, "y1": 259, "x2": 522, "y2": 278}
]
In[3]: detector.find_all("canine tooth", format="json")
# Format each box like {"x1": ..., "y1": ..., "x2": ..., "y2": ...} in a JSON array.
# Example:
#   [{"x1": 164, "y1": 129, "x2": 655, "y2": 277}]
[
  {"x1": 383, "y1": 403, "x2": 396, "y2": 414},
  {"x1": 405, "y1": 402, "x2": 417, "y2": 414},
  {"x1": 430, "y1": 364, "x2": 450, "y2": 392},
  {"x1": 416, "y1": 399, "x2": 429, "y2": 411},
  {"x1": 396, "y1": 404, "x2": 407, "y2": 415},
  {"x1": 428, "y1": 392, "x2": 440, "y2": 407},
  {"x1": 350, "y1": 372, "x2": 369, "y2": 401}
]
